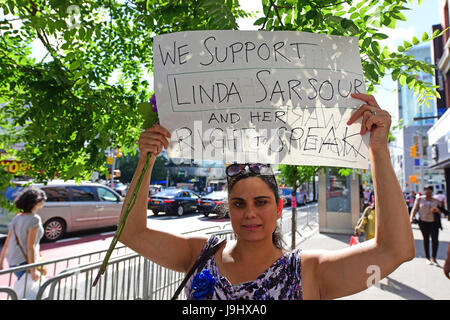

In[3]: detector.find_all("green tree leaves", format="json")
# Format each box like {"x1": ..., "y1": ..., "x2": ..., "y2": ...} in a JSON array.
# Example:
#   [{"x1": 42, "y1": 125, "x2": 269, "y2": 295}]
[{"x1": 254, "y1": 0, "x2": 443, "y2": 103}]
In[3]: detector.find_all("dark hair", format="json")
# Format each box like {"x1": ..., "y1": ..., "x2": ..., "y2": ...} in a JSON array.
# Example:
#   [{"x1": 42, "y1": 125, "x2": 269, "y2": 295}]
[
  {"x1": 226, "y1": 166, "x2": 284, "y2": 249},
  {"x1": 14, "y1": 187, "x2": 47, "y2": 213},
  {"x1": 424, "y1": 186, "x2": 434, "y2": 192}
]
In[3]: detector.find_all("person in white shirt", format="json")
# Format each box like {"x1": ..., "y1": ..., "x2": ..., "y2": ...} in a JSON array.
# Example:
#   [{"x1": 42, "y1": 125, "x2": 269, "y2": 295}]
[{"x1": 410, "y1": 186, "x2": 443, "y2": 265}]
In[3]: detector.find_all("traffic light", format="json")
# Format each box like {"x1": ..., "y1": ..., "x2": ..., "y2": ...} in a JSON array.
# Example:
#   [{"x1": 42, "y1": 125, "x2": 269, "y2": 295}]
[
  {"x1": 409, "y1": 144, "x2": 418, "y2": 158},
  {"x1": 116, "y1": 148, "x2": 122, "y2": 157}
]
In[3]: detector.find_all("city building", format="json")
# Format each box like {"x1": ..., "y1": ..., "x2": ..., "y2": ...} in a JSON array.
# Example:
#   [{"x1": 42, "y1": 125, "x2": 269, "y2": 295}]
[
  {"x1": 427, "y1": 0, "x2": 450, "y2": 209},
  {"x1": 390, "y1": 44, "x2": 446, "y2": 193}
]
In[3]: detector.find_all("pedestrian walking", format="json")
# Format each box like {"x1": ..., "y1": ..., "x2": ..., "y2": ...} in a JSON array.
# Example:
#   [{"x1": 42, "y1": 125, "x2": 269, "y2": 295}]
[
  {"x1": 119, "y1": 93, "x2": 414, "y2": 300},
  {"x1": 410, "y1": 186, "x2": 443, "y2": 266},
  {"x1": 0, "y1": 187, "x2": 47, "y2": 299},
  {"x1": 0, "y1": 187, "x2": 46, "y2": 279},
  {"x1": 406, "y1": 190, "x2": 416, "y2": 214}
]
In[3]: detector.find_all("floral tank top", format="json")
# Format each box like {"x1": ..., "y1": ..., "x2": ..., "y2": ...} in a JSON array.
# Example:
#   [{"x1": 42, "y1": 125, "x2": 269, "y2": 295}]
[{"x1": 184, "y1": 235, "x2": 303, "y2": 300}]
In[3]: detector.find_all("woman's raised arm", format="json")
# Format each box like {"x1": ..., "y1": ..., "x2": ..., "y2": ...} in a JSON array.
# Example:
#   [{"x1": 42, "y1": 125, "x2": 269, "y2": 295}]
[
  {"x1": 118, "y1": 125, "x2": 207, "y2": 273},
  {"x1": 301, "y1": 93, "x2": 415, "y2": 300}
]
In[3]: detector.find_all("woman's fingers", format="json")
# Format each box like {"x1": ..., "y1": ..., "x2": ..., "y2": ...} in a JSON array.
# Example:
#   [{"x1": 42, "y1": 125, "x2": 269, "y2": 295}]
[
  {"x1": 360, "y1": 109, "x2": 372, "y2": 135},
  {"x1": 347, "y1": 93, "x2": 392, "y2": 150},
  {"x1": 138, "y1": 124, "x2": 172, "y2": 155},
  {"x1": 138, "y1": 134, "x2": 168, "y2": 154},
  {"x1": 148, "y1": 124, "x2": 171, "y2": 139},
  {"x1": 351, "y1": 93, "x2": 379, "y2": 107},
  {"x1": 140, "y1": 130, "x2": 170, "y2": 150},
  {"x1": 139, "y1": 139, "x2": 164, "y2": 153},
  {"x1": 347, "y1": 104, "x2": 374, "y2": 126}
]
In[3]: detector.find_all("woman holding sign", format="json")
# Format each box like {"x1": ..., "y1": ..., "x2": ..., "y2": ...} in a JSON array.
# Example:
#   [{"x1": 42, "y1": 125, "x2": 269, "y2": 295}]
[{"x1": 119, "y1": 93, "x2": 414, "y2": 299}]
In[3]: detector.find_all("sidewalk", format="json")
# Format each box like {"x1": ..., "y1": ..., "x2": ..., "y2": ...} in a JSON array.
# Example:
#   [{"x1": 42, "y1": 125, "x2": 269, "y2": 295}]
[{"x1": 298, "y1": 216, "x2": 450, "y2": 300}]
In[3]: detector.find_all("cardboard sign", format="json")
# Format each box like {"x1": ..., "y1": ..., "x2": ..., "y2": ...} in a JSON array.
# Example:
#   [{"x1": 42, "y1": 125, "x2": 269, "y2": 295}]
[{"x1": 153, "y1": 30, "x2": 369, "y2": 169}]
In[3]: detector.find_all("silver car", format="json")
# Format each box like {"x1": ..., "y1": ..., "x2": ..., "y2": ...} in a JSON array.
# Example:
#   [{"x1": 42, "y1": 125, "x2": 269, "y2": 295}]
[{"x1": 11, "y1": 181, "x2": 123, "y2": 242}]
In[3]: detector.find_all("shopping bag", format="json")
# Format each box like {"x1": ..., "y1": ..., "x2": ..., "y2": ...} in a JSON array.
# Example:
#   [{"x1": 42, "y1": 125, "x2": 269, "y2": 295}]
[
  {"x1": 349, "y1": 235, "x2": 360, "y2": 247},
  {"x1": 13, "y1": 273, "x2": 43, "y2": 300}
]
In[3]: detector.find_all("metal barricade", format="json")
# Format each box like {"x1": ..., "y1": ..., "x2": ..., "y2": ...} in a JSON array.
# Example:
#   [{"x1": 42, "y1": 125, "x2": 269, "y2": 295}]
[
  {"x1": 0, "y1": 243, "x2": 133, "y2": 300},
  {"x1": 278, "y1": 203, "x2": 319, "y2": 248},
  {"x1": 0, "y1": 286, "x2": 18, "y2": 300},
  {"x1": 35, "y1": 253, "x2": 147, "y2": 300},
  {"x1": 0, "y1": 209, "x2": 318, "y2": 300},
  {"x1": 35, "y1": 229, "x2": 235, "y2": 300},
  {"x1": 0, "y1": 224, "x2": 224, "y2": 300}
]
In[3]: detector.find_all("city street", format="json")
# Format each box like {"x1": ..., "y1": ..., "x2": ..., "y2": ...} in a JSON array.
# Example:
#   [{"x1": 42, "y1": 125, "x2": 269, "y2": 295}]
[
  {"x1": 0, "y1": 210, "x2": 230, "y2": 263},
  {"x1": 0, "y1": 204, "x2": 316, "y2": 299},
  {"x1": 0, "y1": 204, "x2": 313, "y2": 270}
]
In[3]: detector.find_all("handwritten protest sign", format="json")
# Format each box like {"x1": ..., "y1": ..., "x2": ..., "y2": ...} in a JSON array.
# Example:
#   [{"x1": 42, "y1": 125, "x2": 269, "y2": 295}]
[{"x1": 153, "y1": 30, "x2": 369, "y2": 169}]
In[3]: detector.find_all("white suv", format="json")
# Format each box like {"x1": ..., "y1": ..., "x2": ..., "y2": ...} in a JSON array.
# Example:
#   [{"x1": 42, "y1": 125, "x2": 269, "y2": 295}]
[{"x1": 2, "y1": 181, "x2": 123, "y2": 242}]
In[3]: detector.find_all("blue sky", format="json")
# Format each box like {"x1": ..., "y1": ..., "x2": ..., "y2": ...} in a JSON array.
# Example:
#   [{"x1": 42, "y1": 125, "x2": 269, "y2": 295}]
[{"x1": 237, "y1": 0, "x2": 441, "y2": 121}]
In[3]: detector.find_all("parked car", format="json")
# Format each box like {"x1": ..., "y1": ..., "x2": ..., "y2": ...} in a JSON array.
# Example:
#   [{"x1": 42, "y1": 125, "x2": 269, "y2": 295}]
[
  {"x1": 197, "y1": 191, "x2": 228, "y2": 218},
  {"x1": 2, "y1": 181, "x2": 123, "y2": 242},
  {"x1": 148, "y1": 189, "x2": 199, "y2": 216}
]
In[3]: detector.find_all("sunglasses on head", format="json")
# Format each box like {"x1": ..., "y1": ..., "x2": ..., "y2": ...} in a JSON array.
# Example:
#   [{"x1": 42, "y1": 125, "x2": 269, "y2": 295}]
[{"x1": 226, "y1": 163, "x2": 273, "y2": 177}]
